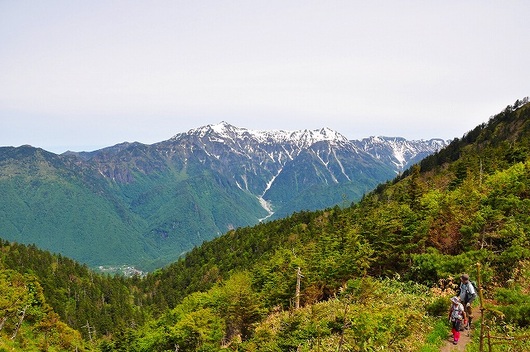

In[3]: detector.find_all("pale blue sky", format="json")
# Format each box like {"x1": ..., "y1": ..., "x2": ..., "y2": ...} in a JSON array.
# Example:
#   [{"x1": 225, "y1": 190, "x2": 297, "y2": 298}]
[{"x1": 1, "y1": 1, "x2": 528, "y2": 153}]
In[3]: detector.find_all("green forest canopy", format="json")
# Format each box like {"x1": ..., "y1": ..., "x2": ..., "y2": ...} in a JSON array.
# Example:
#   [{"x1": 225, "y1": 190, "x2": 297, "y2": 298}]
[{"x1": 1, "y1": 98, "x2": 529, "y2": 351}]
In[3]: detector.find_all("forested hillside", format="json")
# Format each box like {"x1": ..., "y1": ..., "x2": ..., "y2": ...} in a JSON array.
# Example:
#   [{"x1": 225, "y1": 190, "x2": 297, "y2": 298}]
[
  {"x1": 1, "y1": 99, "x2": 529, "y2": 351},
  {"x1": 2, "y1": 124, "x2": 436, "y2": 271},
  {"x1": 138, "y1": 98, "x2": 530, "y2": 310},
  {"x1": 0, "y1": 239, "x2": 146, "y2": 350}
]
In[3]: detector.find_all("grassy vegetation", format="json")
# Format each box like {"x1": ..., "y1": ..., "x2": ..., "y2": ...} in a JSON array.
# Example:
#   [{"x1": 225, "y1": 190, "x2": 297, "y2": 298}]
[{"x1": 0, "y1": 99, "x2": 529, "y2": 350}]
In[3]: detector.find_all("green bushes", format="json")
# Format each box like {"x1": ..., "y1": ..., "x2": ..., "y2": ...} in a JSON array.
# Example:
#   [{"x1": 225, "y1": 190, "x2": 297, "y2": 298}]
[
  {"x1": 243, "y1": 278, "x2": 439, "y2": 351},
  {"x1": 494, "y1": 287, "x2": 530, "y2": 327},
  {"x1": 426, "y1": 297, "x2": 450, "y2": 317},
  {"x1": 410, "y1": 248, "x2": 493, "y2": 286}
]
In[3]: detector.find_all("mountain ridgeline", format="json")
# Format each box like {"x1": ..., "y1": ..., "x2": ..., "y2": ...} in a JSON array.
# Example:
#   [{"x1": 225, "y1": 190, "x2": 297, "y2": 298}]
[
  {"x1": 0, "y1": 123, "x2": 445, "y2": 270},
  {"x1": 1, "y1": 99, "x2": 529, "y2": 351}
]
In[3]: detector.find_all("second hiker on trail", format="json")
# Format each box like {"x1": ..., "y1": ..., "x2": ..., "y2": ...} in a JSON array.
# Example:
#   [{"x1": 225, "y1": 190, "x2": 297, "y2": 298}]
[
  {"x1": 458, "y1": 273, "x2": 477, "y2": 329},
  {"x1": 449, "y1": 296, "x2": 467, "y2": 345}
]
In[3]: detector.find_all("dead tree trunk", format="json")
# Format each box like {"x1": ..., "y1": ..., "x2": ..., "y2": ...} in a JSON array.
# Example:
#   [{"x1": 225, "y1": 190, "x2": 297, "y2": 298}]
[
  {"x1": 295, "y1": 267, "x2": 303, "y2": 309},
  {"x1": 11, "y1": 305, "x2": 28, "y2": 340},
  {"x1": 0, "y1": 316, "x2": 7, "y2": 331}
]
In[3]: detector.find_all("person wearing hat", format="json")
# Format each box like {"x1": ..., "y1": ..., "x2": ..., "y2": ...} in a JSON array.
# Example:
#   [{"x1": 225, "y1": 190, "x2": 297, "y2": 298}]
[
  {"x1": 458, "y1": 273, "x2": 477, "y2": 329},
  {"x1": 448, "y1": 296, "x2": 467, "y2": 345}
]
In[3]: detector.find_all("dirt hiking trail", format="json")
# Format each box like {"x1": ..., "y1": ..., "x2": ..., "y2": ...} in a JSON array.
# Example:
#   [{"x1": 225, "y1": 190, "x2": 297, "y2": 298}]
[{"x1": 440, "y1": 306, "x2": 481, "y2": 352}]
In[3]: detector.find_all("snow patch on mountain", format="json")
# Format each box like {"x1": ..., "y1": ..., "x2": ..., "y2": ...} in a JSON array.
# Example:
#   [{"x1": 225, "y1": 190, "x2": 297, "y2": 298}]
[
  {"x1": 174, "y1": 121, "x2": 350, "y2": 149},
  {"x1": 171, "y1": 122, "x2": 448, "y2": 179},
  {"x1": 257, "y1": 196, "x2": 274, "y2": 222},
  {"x1": 352, "y1": 136, "x2": 448, "y2": 172}
]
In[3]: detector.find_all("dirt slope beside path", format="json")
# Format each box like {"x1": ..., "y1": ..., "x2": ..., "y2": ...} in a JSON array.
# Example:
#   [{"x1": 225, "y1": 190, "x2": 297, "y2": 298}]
[{"x1": 440, "y1": 306, "x2": 481, "y2": 352}]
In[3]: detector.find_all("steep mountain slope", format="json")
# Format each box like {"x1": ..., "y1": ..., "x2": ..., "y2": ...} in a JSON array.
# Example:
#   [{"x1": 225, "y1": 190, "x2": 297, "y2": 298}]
[
  {"x1": 139, "y1": 99, "x2": 530, "y2": 307},
  {"x1": 0, "y1": 146, "x2": 153, "y2": 266},
  {"x1": 127, "y1": 99, "x2": 530, "y2": 350},
  {"x1": 352, "y1": 136, "x2": 448, "y2": 172},
  {"x1": 0, "y1": 123, "x2": 444, "y2": 270},
  {"x1": 1, "y1": 99, "x2": 528, "y2": 350}
]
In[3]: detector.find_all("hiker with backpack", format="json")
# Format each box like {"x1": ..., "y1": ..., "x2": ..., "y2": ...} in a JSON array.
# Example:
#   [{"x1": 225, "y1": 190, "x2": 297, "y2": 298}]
[
  {"x1": 448, "y1": 296, "x2": 467, "y2": 345},
  {"x1": 458, "y1": 273, "x2": 477, "y2": 329}
]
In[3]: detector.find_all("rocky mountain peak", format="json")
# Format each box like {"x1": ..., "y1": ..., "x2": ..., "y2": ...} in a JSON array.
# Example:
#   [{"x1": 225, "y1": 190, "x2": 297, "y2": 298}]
[
  {"x1": 0, "y1": 121, "x2": 449, "y2": 270},
  {"x1": 173, "y1": 122, "x2": 350, "y2": 149},
  {"x1": 352, "y1": 136, "x2": 448, "y2": 172}
]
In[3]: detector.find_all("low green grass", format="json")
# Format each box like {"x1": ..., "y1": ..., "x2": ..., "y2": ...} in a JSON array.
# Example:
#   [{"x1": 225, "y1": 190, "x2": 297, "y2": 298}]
[{"x1": 420, "y1": 318, "x2": 450, "y2": 352}]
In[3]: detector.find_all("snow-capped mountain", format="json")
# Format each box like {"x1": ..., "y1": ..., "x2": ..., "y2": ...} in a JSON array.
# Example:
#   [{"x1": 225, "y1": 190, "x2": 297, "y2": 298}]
[
  {"x1": 1, "y1": 121, "x2": 447, "y2": 269},
  {"x1": 172, "y1": 121, "x2": 447, "y2": 177},
  {"x1": 175, "y1": 121, "x2": 350, "y2": 147},
  {"x1": 167, "y1": 122, "x2": 361, "y2": 203},
  {"x1": 352, "y1": 136, "x2": 449, "y2": 173},
  {"x1": 160, "y1": 122, "x2": 447, "y2": 218}
]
